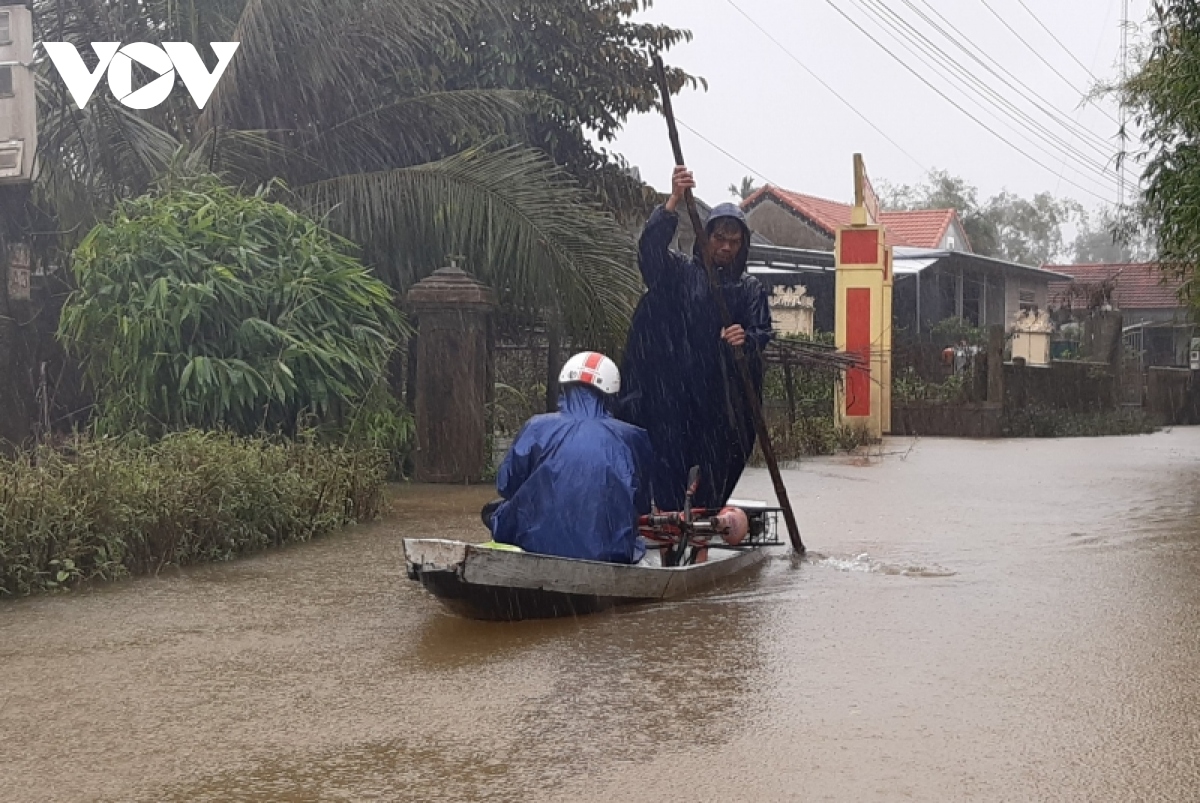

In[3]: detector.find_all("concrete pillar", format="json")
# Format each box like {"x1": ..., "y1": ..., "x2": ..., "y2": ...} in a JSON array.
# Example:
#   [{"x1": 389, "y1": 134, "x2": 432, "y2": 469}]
[
  {"x1": 834, "y1": 155, "x2": 892, "y2": 439},
  {"x1": 405, "y1": 262, "x2": 496, "y2": 483},
  {"x1": 987, "y1": 325, "x2": 1005, "y2": 405}
]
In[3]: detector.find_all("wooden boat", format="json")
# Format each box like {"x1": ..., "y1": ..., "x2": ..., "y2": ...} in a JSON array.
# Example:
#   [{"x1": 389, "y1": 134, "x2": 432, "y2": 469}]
[{"x1": 403, "y1": 499, "x2": 782, "y2": 621}]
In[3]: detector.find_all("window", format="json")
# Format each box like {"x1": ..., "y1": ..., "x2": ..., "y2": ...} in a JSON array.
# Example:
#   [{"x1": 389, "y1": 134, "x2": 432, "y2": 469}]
[
  {"x1": 0, "y1": 145, "x2": 20, "y2": 174},
  {"x1": 1017, "y1": 282, "x2": 1036, "y2": 312},
  {"x1": 0, "y1": 65, "x2": 11, "y2": 97},
  {"x1": 0, "y1": 11, "x2": 11, "y2": 46},
  {"x1": 962, "y1": 273, "x2": 982, "y2": 326},
  {"x1": 938, "y1": 270, "x2": 958, "y2": 320}
]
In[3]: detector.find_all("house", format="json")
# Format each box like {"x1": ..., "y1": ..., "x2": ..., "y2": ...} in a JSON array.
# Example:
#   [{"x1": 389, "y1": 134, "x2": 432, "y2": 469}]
[
  {"x1": 1046, "y1": 262, "x2": 1194, "y2": 367},
  {"x1": 742, "y1": 186, "x2": 970, "y2": 251},
  {"x1": 737, "y1": 186, "x2": 1071, "y2": 337}
]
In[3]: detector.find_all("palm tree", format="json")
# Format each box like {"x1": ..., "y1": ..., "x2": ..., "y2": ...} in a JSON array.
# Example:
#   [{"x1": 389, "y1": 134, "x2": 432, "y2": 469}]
[
  {"x1": 30, "y1": 0, "x2": 644, "y2": 348},
  {"x1": 729, "y1": 176, "x2": 759, "y2": 200}
]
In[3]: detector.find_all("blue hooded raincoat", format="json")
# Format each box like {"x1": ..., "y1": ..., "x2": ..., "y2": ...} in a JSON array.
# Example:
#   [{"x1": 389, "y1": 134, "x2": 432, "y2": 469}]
[
  {"x1": 617, "y1": 202, "x2": 774, "y2": 512},
  {"x1": 490, "y1": 384, "x2": 653, "y2": 564}
]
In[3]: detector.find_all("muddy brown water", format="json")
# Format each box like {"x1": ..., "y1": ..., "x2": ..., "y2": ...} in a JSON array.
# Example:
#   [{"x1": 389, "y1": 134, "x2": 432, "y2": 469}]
[{"x1": 3, "y1": 430, "x2": 1200, "y2": 802}]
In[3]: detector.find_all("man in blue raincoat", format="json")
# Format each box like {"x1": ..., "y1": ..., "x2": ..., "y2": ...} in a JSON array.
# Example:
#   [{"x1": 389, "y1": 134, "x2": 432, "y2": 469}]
[
  {"x1": 484, "y1": 351, "x2": 653, "y2": 564},
  {"x1": 617, "y1": 165, "x2": 774, "y2": 513}
]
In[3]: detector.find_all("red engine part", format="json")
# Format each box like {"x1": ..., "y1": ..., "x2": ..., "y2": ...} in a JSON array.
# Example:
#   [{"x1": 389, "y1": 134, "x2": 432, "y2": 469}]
[{"x1": 638, "y1": 506, "x2": 749, "y2": 546}]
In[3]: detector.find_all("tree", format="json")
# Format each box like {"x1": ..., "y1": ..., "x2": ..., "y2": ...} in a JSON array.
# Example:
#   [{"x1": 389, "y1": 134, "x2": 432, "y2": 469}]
[
  {"x1": 729, "y1": 176, "x2": 758, "y2": 200},
  {"x1": 880, "y1": 169, "x2": 1080, "y2": 265},
  {"x1": 988, "y1": 191, "x2": 1082, "y2": 267},
  {"x1": 30, "y1": 0, "x2": 696, "y2": 347},
  {"x1": 58, "y1": 177, "x2": 406, "y2": 436},
  {"x1": 436, "y1": 0, "x2": 702, "y2": 221},
  {"x1": 881, "y1": 169, "x2": 999, "y2": 256},
  {"x1": 1072, "y1": 206, "x2": 1158, "y2": 264},
  {"x1": 1117, "y1": 0, "x2": 1200, "y2": 312}
]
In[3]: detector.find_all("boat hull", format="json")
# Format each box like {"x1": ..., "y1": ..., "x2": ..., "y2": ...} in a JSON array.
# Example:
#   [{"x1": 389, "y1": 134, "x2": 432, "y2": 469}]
[{"x1": 404, "y1": 538, "x2": 771, "y2": 621}]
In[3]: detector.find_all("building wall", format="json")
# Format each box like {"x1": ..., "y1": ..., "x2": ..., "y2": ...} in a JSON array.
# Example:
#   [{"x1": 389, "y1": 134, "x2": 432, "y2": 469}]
[
  {"x1": 1002, "y1": 276, "x2": 1050, "y2": 329},
  {"x1": 905, "y1": 266, "x2": 1051, "y2": 332},
  {"x1": 744, "y1": 202, "x2": 834, "y2": 249},
  {"x1": 937, "y1": 219, "x2": 971, "y2": 252},
  {"x1": 0, "y1": 6, "x2": 37, "y2": 182}
]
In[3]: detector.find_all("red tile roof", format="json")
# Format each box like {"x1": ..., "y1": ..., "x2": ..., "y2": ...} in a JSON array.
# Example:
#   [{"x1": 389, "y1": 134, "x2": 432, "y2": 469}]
[
  {"x1": 881, "y1": 208, "x2": 962, "y2": 250},
  {"x1": 1045, "y1": 263, "x2": 1185, "y2": 310},
  {"x1": 741, "y1": 186, "x2": 965, "y2": 249}
]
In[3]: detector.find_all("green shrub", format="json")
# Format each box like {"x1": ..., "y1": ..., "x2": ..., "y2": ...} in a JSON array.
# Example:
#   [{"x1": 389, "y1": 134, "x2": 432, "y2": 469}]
[
  {"x1": 0, "y1": 431, "x2": 387, "y2": 596},
  {"x1": 58, "y1": 176, "x2": 407, "y2": 437},
  {"x1": 319, "y1": 384, "x2": 416, "y2": 480},
  {"x1": 1000, "y1": 406, "x2": 1159, "y2": 438}
]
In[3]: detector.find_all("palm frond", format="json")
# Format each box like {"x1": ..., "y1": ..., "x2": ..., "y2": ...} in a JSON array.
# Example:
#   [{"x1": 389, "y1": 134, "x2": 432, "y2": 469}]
[
  {"x1": 196, "y1": 0, "x2": 504, "y2": 136},
  {"x1": 301, "y1": 89, "x2": 537, "y2": 175},
  {"x1": 300, "y1": 145, "x2": 641, "y2": 349}
]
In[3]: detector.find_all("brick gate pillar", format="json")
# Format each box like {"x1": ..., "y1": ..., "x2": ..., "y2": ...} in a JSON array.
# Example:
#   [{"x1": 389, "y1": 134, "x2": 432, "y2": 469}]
[{"x1": 405, "y1": 261, "x2": 497, "y2": 483}]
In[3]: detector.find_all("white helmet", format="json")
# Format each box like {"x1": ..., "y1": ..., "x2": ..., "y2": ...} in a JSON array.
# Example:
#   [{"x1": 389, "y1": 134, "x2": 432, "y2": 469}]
[{"x1": 558, "y1": 351, "x2": 620, "y2": 395}]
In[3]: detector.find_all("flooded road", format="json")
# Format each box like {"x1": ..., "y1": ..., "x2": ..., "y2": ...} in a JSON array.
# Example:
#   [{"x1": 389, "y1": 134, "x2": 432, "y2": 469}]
[{"x1": 3, "y1": 430, "x2": 1200, "y2": 801}]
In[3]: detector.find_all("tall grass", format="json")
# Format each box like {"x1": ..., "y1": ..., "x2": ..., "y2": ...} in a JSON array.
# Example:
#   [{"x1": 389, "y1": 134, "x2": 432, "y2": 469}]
[{"x1": 0, "y1": 431, "x2": 387, "y2": 596}]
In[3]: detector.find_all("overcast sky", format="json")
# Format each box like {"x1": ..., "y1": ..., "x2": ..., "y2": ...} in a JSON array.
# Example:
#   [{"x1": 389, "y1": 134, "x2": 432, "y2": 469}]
[{"x1": 602, "y1": 0, "x2": 1153, "y2": 215}]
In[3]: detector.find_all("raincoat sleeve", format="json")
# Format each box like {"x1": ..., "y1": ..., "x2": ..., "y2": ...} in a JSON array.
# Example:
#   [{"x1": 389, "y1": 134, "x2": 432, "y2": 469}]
[
  {"x1": 742, "y1": 278, "x2": 774, "y2": 355},
  {"x1": 638, "y1": 205, "x2": 687, "y2": 290},
  {"x1": 496, "y1": 420, "x2": 541, "y2": 500},
  {"x1": 631, "y1": 428, "x2": 653, "y2": 516}
]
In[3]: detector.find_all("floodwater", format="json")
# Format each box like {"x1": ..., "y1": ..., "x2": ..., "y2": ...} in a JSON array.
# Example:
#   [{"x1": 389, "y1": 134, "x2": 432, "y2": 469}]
[{"x1": 3, "y1": 430, "x2": 1200, "y2": 802}]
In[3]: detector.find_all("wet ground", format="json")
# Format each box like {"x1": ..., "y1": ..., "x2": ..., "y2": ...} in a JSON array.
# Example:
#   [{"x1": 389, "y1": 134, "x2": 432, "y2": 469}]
[{"x1": 3, "y1": 429, "x2": 1200, "y2": 801}]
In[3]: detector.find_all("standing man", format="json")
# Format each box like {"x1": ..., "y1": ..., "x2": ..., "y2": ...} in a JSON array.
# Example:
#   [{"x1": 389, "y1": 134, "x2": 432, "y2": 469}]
[{"x1": 618, "y1": 166, "x2": 774, "y2": 512}]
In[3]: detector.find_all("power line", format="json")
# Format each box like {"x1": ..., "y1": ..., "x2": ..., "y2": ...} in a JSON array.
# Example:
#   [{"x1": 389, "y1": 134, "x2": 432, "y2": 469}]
[
  {"x1": 1055, "y1": 0, "x2": 1121, "y2": 198},
  {"x1": 820, "y1": 0, "x2": 1114, "y2": 203},
  {"x1": 856, "y1": 0, "x2": 1120, "y2": 184},
  {"x1": 1013, "y1": 0, "x2": 1103, "y2": 83},
  {"x1": 979, "y1": 0, "x2": 1120, "y2": 124},
  {"x1": 1119, "y1": 0, "x2": 1130, "y2": 208},
  {"x1": 846, "y1": 0, "x2": 1118, "y2": 194},
  {"x1": 674, "y1": 115, "x2": 785, "y2": 189},
  {"x1": 721, "y1": 0, "x2": 928, "y2": 173},
  {"x1": 905, "y1": 0, "x2": 1121, "y2": 159}
]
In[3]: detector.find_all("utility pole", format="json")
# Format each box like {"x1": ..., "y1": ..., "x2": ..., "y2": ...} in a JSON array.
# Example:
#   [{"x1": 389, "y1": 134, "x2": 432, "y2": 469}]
[{"x1": 1118, "y1": 0, "x2": 1129, "y2": 210}]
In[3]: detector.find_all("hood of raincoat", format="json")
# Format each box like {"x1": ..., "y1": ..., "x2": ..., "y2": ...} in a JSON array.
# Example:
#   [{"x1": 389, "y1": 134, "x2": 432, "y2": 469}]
[
  {"x1": 692, "y1": 202, "x2": 752, "y2": 279},
  {"x1": 557, "y1": 382, "x2": 608, "y2": 416}
]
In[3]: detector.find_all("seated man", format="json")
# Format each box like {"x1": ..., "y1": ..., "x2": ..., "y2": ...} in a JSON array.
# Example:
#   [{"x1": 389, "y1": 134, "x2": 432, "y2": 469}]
[{"x1": 484, "y1": 351, "x2": 653, "y2": 564}]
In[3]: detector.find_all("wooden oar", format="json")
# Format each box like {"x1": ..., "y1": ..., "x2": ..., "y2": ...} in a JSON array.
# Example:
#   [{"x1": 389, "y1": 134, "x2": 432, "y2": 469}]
[{"x1": 651, "y1": 53, "x2": 805, "y2": 555}]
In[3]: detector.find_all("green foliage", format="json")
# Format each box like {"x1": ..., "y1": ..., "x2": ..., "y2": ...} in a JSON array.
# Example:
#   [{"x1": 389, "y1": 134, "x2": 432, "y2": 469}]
[
  {"x1": 305, "y1": 145, "x2": 641, "y2": 352},
  {"x1": 57, "y1": 176, "x2": 407, "y2": 436},
  {"x1": 330, "y1": 385, "x2": 417, "y2": 481},
  {"x1": 756, "y1": 335, "x2": 870, "y2": 459},
  {"x1": 1118, "y1": 0, "x2": 1200, "y2": 314},
  {"x1": 436, "y1": 0, "x2": 701, "y2": 218},
  {"x1": 893, "y1": 367, "x2": 969, "y2": 404},
  {"x1": 1000, "y1": 405, "x2": 1159, "y2": 438},
  {"x1": 729, "y1": 176, "x2": 759, "y2": 201},
  {"x1": 0, "y1": 431, "x2": 388, "y2": 596},
  {"x1": 929, "y1": 316, "x2": 986, "y2": 347},
  {"x1": 32, "y1": 0, "x2": 677, "y2": 348},
  {"x1": 491, "y1": 381, "x2": 547, "y2": 439}
]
